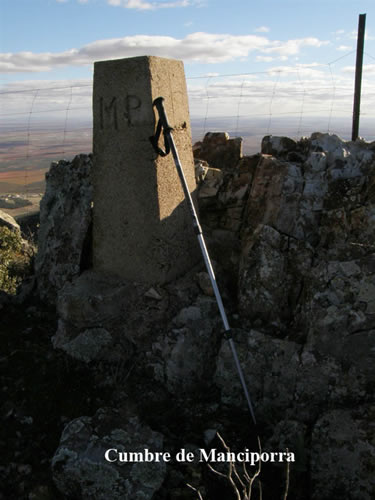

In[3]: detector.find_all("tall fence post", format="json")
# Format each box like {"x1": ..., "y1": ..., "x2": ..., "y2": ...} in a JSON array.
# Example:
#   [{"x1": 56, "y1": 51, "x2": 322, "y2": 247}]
[{"x1": 352, "y1": 13, "x2": 366, "y2": 141}]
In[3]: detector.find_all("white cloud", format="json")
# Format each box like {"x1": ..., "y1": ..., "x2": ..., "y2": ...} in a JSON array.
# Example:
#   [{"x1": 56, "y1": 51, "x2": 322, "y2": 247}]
[
  {"x1": 107, "y1": 0, "x2": 192, "y2": 9},
  {"x1": 332, "y1": 29, "x2": 345, "y2": 40},
  {"x1": 256, "y1": 56, "x2": 274, "y2": 63},
  {"x1": 337, "y1": 45, "x2": 352, "y2": 52},
  {"x1": 0, "y1": 79, "x2": 93, "y2": 123},
  {"x1": 264, "y1": 63, "x2": 327, "y2": 80},
  {"x1": 363, "y1": 65, "x2": 375, "y2": 75},
  {"x1": 341, "y1": 65, "x2": 354, "y2": 74},
  {"x1": 256, "y1": 55, "x2": 290, "y2": 63},
  {"x1": 255, "y1": 26, "x2": 270, "y2": 33},
  {"x1": 262, "y1": 37, "x2": 329, "y2": 57},
  {"x1": 0, "y1": 33, "x2": 331, "y2": 73},
  {"x1": 2, "y1": 69, "x2": 375, "y2": 142},
  {"x1": 187, "y1": 69, "x2": 354, "y2": 118},
  {"x1": 330, "y1": 27, "x2": 375, "y2": 48},
  {"x1": 343, "y1": 29, "x2": 375, "y2": 42},
  {"x1": 342, "y1": 64, "x2": 375, "y2": 75}
]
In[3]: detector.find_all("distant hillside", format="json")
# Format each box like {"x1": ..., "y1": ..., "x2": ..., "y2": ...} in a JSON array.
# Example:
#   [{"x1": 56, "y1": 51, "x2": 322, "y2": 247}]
[
  {"x1": 26, "y1": 179, "x2": 46, "y2": 194},
  {"x1": 0, "y1": 181, "x2": 22, "y2": 194},
  {"x1": 0, "y1": 179, "x2": 45, "y2": 195}
]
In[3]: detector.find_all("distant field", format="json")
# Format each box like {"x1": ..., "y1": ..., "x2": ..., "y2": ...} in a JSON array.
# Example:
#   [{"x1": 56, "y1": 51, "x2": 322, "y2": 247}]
[
  {"x1": 0, "y1": 194, "x2": 42, "y2": 218},
  {"x1": 0, "y1": 121, "x2": 91, "y2": 195},
  {"x1": 1, "y1": 115, "x2": 374, "y2": 197},
  {"x1": 0, "y1": 169, "x2": 46, "y2": 194}
]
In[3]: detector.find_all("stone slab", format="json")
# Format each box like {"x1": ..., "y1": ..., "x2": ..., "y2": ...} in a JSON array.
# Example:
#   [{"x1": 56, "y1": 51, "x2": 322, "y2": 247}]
[{"x1": 92, "y1": 55, "x2": 199, "y2": 284}]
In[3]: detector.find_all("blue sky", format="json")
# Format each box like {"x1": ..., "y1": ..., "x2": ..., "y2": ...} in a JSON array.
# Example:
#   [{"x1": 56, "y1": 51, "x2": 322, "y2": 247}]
[
  {"x1": 1, "y1": 0, "x2": 375, "y2": 125},
  {"x1": 1, "y1": 0, "x2": 375, "y2": 80}
]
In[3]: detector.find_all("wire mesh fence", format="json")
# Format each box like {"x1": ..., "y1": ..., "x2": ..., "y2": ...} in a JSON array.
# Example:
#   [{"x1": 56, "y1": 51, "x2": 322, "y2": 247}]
[{"x1": 1, "y1": 53, "x2": 375, "y2": 195}]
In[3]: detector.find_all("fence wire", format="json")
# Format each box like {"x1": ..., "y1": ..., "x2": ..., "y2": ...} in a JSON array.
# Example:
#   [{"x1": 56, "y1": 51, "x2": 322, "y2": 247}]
[{"x1": 1, "y1": 54, "x2": 375, "y2": 195}]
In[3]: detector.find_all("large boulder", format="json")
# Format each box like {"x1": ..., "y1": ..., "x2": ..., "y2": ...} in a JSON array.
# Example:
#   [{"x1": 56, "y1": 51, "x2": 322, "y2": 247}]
[
  {"x1": 195, "y1": 153, "x2": 260, "y2": 284},
  {"x1": 300, "y1": 258, "x2": 375, "y2": 367},
  {"x1": 214, "y1": 326, "x2": 371, "y2": 427},
  {"x1": 310, "y1": 408, "x2": 375, "y2": 500},
  {"x1": 52, "y1": 269, "x2": 165, "y2": 364},
  {"x1": 35, "y1": 154, "x2": 93, "y2": 305},
  {"x1": 0, "y1": 209, "x2": 21, "y2": 233},
  {"x1": 214, "y1": 329, "x2": 300, "y2": 421},
  {"x1": 238, "y1": 133, "x2": 375, "y2": 334},
  {"x1": 214, "y1": 133, "x2": 375, "y2": 498},
  {"x1": 261, "y1": 135, "x2": 297, "y2": 157},
  {"x1": 238, "y1": 224, "x2": 313, "y2": 332},
  {"x1": 52, "y1": 407, "x2": 166, "y2": 500},
  {"x1": 151, "y1": 296, "x2": 222, "y2": 394},
  {"x1": 193, "y1": 132, "x2": 243, "y2": 170}
]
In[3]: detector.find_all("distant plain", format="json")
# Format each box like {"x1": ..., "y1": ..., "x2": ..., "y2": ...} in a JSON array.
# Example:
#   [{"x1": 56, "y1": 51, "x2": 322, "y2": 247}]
[{"x1": 1, "y1": 116, "x2": 374, "y2": 218}]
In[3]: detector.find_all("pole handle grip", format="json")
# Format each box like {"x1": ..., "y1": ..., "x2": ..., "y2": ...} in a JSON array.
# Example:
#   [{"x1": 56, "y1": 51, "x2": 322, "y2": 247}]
[
  {"x1": 150, "y1": 97, "x2": 173, "y2": 157},
  {"x1": 153, "y1": 97, "x2": 173, "y2": 131}
]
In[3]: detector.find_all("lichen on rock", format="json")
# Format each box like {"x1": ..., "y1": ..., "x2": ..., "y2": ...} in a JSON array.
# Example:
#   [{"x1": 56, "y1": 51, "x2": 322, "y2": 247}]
[
  {"x1": 35, "y1": 154, "x2": 93, "y2": 305},
  {"x1": 33, "y1": 132, "x2": 375, "y2": 499},
  {"x1": 52, "y1": 408, "x2": 166, "y2": 500}
]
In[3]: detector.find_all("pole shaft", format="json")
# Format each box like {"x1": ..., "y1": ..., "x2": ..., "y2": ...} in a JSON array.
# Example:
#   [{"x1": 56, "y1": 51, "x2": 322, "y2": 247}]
[
  {"x1": 167, "y1": 133, "x2": 230, "y2": 329},
  {"x1": 165, "y1": 131, "x2": 257, "y2": 426},
  {"x1": 352, "y1": 13, "x2": 366, "y2": 141}
]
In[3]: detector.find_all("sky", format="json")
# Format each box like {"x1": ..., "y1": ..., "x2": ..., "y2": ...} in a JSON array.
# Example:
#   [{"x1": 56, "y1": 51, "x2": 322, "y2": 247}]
[
  {"x1": 1, "y1": 0, "x2": 375, "y2": 139},
  {"x1": 1, "y1": 0, "x2": 375, "y2": 80}
]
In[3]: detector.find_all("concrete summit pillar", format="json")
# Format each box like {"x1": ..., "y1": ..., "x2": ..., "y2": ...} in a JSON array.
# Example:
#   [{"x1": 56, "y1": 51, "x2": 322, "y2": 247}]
[{"x1": 92, "y1": 56, "x2": 199, "y2": 284}]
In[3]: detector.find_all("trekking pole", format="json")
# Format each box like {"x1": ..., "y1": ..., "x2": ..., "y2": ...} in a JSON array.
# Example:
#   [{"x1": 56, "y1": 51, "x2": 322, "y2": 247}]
[{"x1": 150, "y1": 97, "x2": 257, "y2": 426}]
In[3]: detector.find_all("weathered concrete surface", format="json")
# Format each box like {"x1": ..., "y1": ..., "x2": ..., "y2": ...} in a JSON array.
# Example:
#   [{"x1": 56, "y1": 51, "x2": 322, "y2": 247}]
[{"x1": 93, "y1": 56, "x2": 199, "y2": 285}]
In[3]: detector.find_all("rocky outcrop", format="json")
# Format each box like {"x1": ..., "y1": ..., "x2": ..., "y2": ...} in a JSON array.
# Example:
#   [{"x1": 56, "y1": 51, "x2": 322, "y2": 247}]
[
  {"x1": 213, "y1": 133, "x2": 375, "y2": 499},
  {"x1": 53, "y1": 266, "x2": 223, "y2": 396},
  {"x1": 34, "y1": 154, "x2": 93, "y2": 304},
  {"x1": 193, "y1": 131, "x2": 242, "y2": 170},
  {"x1": 53, "y1": 270, "x2": 133, "y2": 362},
  {"x1": 0, "y1": 209, "x2": 21, "y2": 233},
  {"x1": 261, "y1": 134, "x2": 298, "y2": 157},
  {"x1": 310, "y1": 407, "x2": 375, "y2": 500},
  {"x1": 52, "y1": 408, "x2": 166, "y2": 499},
  {"x1": 151, "y1": 295, "x2": 222, "y2": 394},
  {"x1": 34, "y1": 132, "x2": 375, "y2": 499},
  {"x1": 238, "y1": 133, "x2": 375, "y2": 336}
]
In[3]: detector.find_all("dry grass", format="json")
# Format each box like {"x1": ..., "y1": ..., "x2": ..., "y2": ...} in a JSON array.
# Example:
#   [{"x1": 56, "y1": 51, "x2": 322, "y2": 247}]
[{"x1": 187, "y1": 432, "x2": 290, "y2": 500}]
